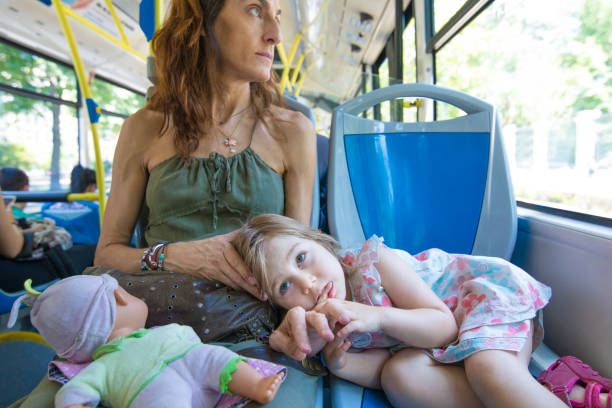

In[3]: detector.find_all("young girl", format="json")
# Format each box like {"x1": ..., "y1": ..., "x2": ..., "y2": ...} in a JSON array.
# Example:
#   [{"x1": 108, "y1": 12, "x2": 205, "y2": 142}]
[{"x1": 232, "y1": 213, "x2": 612, "y2": 408}]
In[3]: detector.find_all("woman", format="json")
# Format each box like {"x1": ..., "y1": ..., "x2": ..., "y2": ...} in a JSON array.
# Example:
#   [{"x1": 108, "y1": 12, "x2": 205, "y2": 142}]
[
  {"x1": 96, "y1": 0, "x2": 319, "y2": 404},
  {"x1": 95, "y1": 0, "x2": 315, "y2": 294},
  {"x1": 10, "y1": 1, "x2": 317, "y2": 407}
]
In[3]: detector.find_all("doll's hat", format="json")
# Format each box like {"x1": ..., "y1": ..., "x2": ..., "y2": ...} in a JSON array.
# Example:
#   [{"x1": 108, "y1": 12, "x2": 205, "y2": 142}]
[{"x1": 7, "y1": 274, "x2": 118, "y2": 363}]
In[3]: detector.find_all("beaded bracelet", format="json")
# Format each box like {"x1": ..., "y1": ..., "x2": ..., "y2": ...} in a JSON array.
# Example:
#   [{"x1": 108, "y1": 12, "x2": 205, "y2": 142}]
[{"x1": 140, "y1": 241, "x2": 170, "y2": 271}]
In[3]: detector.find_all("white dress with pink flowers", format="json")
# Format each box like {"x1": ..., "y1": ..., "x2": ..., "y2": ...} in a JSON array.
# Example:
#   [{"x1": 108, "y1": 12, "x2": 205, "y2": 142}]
[{"x1": 341, "y1": 236, "x2": 551, "y2": 363}]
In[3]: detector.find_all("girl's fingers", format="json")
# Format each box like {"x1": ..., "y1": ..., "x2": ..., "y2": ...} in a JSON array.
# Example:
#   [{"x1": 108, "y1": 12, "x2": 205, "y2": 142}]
[
  {"x1": 314, "y1": 300, "x2": 351, "y2": 325},
  {"x1": 336, "y1": 321, "x2": 360, "y2": 339},
  {"x1": 305, "y1": 311, "x2": 335, "y2": 342},
  {"x1": 270, "y1": 307, "x2": 311, "y2": 359}
]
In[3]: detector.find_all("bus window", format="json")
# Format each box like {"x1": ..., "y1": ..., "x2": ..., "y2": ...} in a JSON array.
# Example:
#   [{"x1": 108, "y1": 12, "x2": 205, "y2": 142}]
[
  {"x1": 435, "y1": 0, "x2": 612, "y2": 219},
  {"x1": 0, "y1": 40, "x2": 145, "y2": 192}
]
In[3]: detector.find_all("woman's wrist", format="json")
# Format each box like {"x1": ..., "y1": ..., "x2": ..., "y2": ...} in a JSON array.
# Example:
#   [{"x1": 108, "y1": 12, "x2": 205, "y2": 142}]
[
  {"x1": 140, "y1": 241, "x2": 171, "y2": 271},
  {"x1": 161, "y1": 241, "x2": 198, "y2": 275}
]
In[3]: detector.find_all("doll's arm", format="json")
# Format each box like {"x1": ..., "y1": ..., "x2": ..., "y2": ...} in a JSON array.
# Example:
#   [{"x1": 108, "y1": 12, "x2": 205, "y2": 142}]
[{"x1": 55, "y1": 363, "x2": 105, "y2": 408}]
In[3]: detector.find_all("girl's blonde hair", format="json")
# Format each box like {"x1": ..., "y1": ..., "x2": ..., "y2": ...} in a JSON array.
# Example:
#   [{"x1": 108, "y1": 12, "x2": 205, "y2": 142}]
[{"x1": 232, "y1": 214, "x2": 343, "y2": 298}]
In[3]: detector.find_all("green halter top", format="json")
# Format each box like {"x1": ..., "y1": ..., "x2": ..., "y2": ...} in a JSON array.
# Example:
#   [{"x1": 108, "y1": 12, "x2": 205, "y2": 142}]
[{"x1": 144, "y1": 121, "x2": 284, "y2": 245}]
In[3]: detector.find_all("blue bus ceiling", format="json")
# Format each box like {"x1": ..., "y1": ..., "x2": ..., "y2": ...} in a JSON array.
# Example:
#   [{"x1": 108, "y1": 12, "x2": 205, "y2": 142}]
[{"x1": 345, "y1": 131, "x2": 490, "y2": 254}]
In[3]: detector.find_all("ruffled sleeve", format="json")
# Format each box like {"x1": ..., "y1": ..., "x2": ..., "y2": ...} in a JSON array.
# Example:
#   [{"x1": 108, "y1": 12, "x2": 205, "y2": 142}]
[{"x1": 343, "y1": 236, "x2": 391, "y2": 308}]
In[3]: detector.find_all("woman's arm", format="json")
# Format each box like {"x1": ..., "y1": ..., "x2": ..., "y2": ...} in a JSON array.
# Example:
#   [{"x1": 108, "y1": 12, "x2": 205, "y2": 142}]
[
  {"x1": 94, "y1": 110, "x2": 156, "y2": 272},
  {"x1": 277, "y1": 110, "x2": 317, "y2": 224},
  {"x1": 0, "y1": 188, "x2": 24, "y2": 258},
  {"x1": 94, "y1": 110, "x2": 262, "y2": 298}
]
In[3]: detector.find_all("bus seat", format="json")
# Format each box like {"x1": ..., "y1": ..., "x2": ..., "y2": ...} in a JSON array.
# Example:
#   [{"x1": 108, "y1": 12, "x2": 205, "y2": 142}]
[
  {"x1": 329, "y1": 83, "x2": 516, "y2": 259},
  {"x1": 0, "y1": 332, "x2": 56, "y2": 407},
  {"x1": 41, "y1": 201, "x2": 100, "y2": 246},
  {"x1": 327, "y1": 83, "x2": 555, "y2": 407}
]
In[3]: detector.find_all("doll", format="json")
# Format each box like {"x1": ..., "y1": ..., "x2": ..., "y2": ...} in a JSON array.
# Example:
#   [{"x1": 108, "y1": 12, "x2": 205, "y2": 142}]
[{"x1": 8, "y1": 275, "x2": 285, "y2": 408}]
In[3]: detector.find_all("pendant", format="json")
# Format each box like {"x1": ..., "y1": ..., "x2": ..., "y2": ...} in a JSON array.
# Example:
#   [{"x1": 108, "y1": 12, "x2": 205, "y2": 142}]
[{"x1": 224, "y1": 137, "x2": 238, "y2": 147}]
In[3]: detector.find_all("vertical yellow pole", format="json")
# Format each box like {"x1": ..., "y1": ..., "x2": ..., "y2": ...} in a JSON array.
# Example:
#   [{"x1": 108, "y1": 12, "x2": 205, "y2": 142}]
[
  {"x1": 155, "y1": 0, "x2": 165, "y2": 30},
  {"x1": 295, "y1": 72, "x2": 306, "y2": 97},
  {"x1": 51, "y1": 0, "x2": 106, "y2": 224},
  {"x1": 290, "y1": 54, "x2": 305, "y2": 86}
]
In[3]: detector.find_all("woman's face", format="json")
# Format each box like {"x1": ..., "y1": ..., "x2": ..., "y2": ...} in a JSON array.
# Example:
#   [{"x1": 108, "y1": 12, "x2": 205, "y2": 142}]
[{"x1": 213, "y1": 0, "x2": 282, "y2": 83}]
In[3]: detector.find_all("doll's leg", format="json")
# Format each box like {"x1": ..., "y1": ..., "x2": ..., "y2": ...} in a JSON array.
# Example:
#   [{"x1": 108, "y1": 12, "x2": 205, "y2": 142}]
[
  {"x1": 380, "y1": 348, "x2": 484, "y2": 408},
  {"x1": 178, "y1": 343, "x2": 283, "y2": 405},
  {"x1": 227, "y1": 360, "x2": 284, "y2": 404},
  {"x1": 130, "y1": 366, "x2": 193, "y2": 408},
  {"x1": 464, "y1": 329, "x2": 566, "y2": 408}
]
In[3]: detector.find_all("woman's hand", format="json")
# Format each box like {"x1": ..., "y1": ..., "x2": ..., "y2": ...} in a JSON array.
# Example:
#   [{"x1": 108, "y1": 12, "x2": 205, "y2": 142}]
[
  {"x1": 165, "y1": 230, "x2": 265, "y2": 300},
  {"x1": 269, "y1": 306, "x2": 339, "y2": 361},
  {"x1": 314, "y1": 299, "x2": 384, "y2": 340}
]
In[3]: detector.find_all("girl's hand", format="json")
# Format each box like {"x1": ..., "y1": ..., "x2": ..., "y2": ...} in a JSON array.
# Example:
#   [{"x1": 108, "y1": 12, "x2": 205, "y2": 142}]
[
  {"x1": 314, "y1": 299, "x2": 383, "y2": 339},
  {"x1": 322, "y1": 335, "x2": 351, "y2": 371},
  {"x1": 269, "y1": 306, "x2": 335, "y2": 360},
  {"x1": 166, "y1": 230, "x2": 265, "y2": 300}
]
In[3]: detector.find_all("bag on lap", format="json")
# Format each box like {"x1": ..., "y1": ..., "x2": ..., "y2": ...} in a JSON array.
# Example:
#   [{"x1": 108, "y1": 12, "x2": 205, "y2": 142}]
[{"x1": 83, "y1": 266, "x2": 279, "y2": 343}]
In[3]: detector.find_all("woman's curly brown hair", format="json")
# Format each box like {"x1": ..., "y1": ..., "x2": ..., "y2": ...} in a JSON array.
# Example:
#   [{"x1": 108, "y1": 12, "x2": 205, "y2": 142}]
[{"x1": 147, "y1": 0, "x2": 283, "y2": 161}]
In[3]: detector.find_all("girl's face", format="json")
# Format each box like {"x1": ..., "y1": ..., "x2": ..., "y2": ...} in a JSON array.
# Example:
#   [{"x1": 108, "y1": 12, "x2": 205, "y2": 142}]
[
  {"x1": 264, "y1": 235, "x2": 348, "y2": 311},
  {"x1": 213, "y1": 0, "x2": 282, "y2": 83}
]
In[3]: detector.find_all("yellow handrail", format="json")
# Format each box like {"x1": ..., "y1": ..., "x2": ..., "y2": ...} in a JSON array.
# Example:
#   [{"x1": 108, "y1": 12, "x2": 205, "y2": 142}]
[
  {"x1": 290, "y1": 54, "x2": 305, "y2": 86},
  {"x1": 62, "y1": 5, "x2": 145, "y2": 61},
  {"x1": 51, "y1": 0, "x2": 106, "y2": 224},
  {"x1": 67, "y1": 192, "x2": 99, "y2": 202},
  {"x1": 104, "y1": 0, "x2": 130, "y2": 46},
  {"x1": 279, "y1": 33, "x2": 302, "y2": 94}
]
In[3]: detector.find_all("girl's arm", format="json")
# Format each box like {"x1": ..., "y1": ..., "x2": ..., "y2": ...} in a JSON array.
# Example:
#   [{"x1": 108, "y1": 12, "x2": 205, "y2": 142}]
[
  {"x1": 94, "y1": 110, "x2": 262, "y2": 298},
  {"x1": 323, "y1": 336, "x2": 390, "y2": 389},
  {"x1": 317, "y1": 246, "x2": 457, "y2": 349},
  {"x1": 374, "y1": 245, "x2": 458, "y2": 348}
]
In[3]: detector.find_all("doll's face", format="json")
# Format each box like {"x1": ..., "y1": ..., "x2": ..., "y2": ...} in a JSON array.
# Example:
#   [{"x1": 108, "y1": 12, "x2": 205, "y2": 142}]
[{"x1": 113, "y1": 286, "x2": 148, "y2": 333}]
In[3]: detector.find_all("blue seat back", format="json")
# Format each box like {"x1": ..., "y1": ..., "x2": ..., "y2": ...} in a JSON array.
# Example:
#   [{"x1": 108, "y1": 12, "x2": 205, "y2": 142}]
[{"x1": 329, "y1": 83, "x2": 516, "y2": 259}]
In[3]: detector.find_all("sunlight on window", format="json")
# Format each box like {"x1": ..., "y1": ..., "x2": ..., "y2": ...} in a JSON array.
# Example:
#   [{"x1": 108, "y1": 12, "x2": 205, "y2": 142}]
[{"x1": 436, "y1": 0, "x2": 612, "y2": 218}]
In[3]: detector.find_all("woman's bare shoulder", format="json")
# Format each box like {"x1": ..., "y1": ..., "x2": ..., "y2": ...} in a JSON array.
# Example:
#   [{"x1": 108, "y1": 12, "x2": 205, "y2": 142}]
[
  {"x1": 267, "y1": 104, "x2": 315, "y2": 141},
  {"x1": 122, "y1": 108, "x2": 165, "y2": 138}
]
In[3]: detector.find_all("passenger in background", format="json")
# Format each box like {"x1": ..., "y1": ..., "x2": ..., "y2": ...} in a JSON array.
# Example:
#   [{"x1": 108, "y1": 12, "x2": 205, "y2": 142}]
[
  {"x1": 0, "y1": 186, "x2": 25, "y2": 259},
  {"x1": 42, "y1": 167, "x2": 100, "y2": 246},
  {"x1": 0, "y1": 167, "x2": 29, "y2": 210},
  {"x1": 76, "y1": 168, "x2": 97, "y2": 194}
]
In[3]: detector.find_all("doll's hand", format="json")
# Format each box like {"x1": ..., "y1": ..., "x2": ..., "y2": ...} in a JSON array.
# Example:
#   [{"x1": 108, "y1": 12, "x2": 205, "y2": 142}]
[
  {"x1": 314, "y1": 299, "x2": 383, "y2": 339},
  {"x1": 322, "y1": 334, "x2": 351, "y2": 371}
]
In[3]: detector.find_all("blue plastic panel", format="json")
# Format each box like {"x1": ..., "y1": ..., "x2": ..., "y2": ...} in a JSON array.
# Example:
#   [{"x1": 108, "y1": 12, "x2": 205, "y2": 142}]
[{"x1": 345, "y1": 131, "x2": 490, "y2": 254}]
